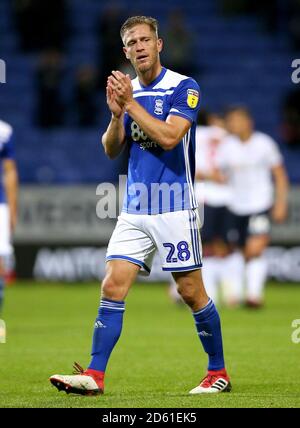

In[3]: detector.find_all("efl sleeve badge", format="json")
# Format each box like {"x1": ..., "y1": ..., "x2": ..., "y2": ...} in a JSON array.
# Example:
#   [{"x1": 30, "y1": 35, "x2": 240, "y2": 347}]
[{"x1": 187, "y1": 89, "x2": 199, "y2": 108}]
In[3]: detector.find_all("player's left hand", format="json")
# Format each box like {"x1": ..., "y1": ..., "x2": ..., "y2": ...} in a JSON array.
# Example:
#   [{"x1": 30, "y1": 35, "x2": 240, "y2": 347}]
[
  {"x1": 271, "y1": 201, "x2": 288, "y2": 223},
  {"x1": 107, "y1": 71, "x2": 133, "y2": 108}
]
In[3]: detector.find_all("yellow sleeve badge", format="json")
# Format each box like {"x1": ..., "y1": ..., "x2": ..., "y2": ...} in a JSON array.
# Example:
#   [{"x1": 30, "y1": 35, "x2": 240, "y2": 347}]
[{"x1": 187, "y1": 89, "x2": 199, "y2": 108}]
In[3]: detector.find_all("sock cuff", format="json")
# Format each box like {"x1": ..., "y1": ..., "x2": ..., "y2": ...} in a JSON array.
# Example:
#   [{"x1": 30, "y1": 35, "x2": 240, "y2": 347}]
[
  {"x1": 193, "y1": 298, "x2": 213, "y2": 315},
  {"x1": 85, "y1": 368, "x2": 105, "y2": 380},
  {"x1": 193, "y1": 299, "x2": 216, "y2": 320},
  {"x1": 100, "y1": 298, "x2": 125, "y2": 312}
]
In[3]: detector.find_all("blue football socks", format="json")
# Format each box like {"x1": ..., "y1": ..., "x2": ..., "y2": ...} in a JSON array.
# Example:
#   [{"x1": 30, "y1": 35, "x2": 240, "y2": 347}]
[
  {"x1": 89, "y1": 298, "x2": 125, "y2": 372},
  {"x1": 193, "y1": 299, "x2": 225, "y2": 371}
]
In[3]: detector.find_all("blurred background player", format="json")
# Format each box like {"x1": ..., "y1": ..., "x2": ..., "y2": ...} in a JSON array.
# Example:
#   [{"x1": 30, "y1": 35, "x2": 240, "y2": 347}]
[
  {"x1": 194, "y1": 111, "x2": 232, "y2": 304},
  {"x1": 169, "y1": 111, "x2": 232, "y2": 304},
  {"x1": 0, "y1": 119, "x2": 18, "y2": 315},
  {"x1": 218, "y1": 106, "x2": 289, "y2": 307}
]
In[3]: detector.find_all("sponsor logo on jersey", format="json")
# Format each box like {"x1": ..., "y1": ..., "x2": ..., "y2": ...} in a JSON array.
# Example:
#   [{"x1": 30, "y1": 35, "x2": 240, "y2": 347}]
[
  {"x1": 140, "y1": 141, "x2": 158, "y2": 150},
  {"x1": 130, "y1": 120, "x2": 158, "y2": 150},
  {"x1": 187, "y1": 89, "x2": 199, "y2": 108},
  {"x1": 154, "y1": 99, "x2": 163, "y2": 115}
]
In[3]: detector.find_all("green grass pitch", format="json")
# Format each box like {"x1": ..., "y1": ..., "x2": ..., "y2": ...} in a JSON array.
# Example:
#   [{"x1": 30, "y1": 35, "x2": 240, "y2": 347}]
[{"x1": 0, "y1": 281, "x2": 300, "y2": 408}]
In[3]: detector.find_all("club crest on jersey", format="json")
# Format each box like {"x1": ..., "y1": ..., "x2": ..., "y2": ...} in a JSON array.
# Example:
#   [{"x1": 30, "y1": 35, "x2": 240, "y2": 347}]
[
  {"x1": 187, "y1": 89, "x2": 199, "y2": 108},
  {"x1": 154, "y1": 99, "x2": 163, "y2": 115}
]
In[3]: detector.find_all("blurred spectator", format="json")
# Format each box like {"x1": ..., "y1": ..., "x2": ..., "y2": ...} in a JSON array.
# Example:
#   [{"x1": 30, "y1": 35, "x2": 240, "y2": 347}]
[
  {"x1": 254, "y1": 0, "x2": 279, "y2": 33},
  {"x1": 96, "y1": 3, "x2": 125, "y2": 88},
  {"x1": 13, "y1": 0, "x2": 36, "y2": 51},
  {"x1": 288, "y1": 0, "x2": 300, "y2": 49},
  {"x1": 162, "y1": 10, "x2": 195, "y2": 76},
  {"x1": 74, "y1": 65, "x2": 98, "y2": 128},
  {"x1": 35, "y1": 50, "x2": 65, "y2": 128},
  {"x1": 221, "y1": 0, "x2": 279, "y2": 33},
  {"x1": 221, "y1": 0, "x2": 250, "y2": 15},
  {"x1": 13, "y1": 0, "x2": 67, "y2": 52},
  {"x1": 282, "y1": 88, "x2": 300, "y2": 147}
]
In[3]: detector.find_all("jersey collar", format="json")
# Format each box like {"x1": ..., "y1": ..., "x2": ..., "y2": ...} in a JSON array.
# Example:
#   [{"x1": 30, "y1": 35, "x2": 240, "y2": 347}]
[{"x1": 138, "y1": 67, "x2": 167, "y2": 89}]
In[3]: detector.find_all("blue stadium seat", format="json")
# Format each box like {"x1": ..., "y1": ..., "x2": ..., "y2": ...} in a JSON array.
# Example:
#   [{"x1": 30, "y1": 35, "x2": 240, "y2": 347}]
[{"x1": 1, "y1": 0, "x2": 300, "y2": 182}]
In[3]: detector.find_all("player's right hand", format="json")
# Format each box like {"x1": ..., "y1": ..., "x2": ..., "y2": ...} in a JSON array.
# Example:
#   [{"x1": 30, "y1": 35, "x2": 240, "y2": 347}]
[{"x1": 106, "y1": 84, "x2": 124, "y2": 119}]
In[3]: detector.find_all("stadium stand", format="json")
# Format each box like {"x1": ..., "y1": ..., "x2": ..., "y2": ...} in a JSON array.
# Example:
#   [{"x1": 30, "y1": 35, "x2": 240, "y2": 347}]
[{"x1": 0, "y1": 0, "x2": 299, "y2": 183}]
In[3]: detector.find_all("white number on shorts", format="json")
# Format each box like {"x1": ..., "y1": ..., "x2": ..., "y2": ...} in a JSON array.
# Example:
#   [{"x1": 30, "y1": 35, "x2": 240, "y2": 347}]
[{"x1": 163, "y1": 241, "x2": 191, "y2": 263}]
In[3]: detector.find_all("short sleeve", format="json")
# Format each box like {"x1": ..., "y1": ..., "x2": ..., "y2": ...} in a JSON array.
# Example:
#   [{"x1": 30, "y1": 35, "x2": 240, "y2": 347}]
[
  {"x1": 169, "y1": 78, "x2": 201, "y2": 123},
  {"x1": 0, "y1": 133, "x2": 15, "y2": 160}
]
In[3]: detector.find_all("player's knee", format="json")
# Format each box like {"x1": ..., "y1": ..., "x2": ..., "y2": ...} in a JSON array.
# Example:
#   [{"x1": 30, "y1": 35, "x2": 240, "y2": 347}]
[
  {"x1": 177, "y1": 281, "x2": 198, "y2": 305},
  {"x1": 101, "y1": 275, "x2": 118, "y2": 298},
  {"x1": 101, "y1": 275, "x2": 127, "y2": 300},
  {"x1": 177, "y1": 275, "x2": 208, "y2": 310}
]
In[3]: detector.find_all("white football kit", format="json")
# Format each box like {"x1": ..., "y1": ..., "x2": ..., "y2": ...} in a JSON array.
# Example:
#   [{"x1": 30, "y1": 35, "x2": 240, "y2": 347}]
[
  {"x1": 216, "y1": 131, "x2": 283, "y2": 304},
  {"x1": 217, "y1": 131, "x2": 283, "y2": 216},
  {"x1": 194, "y1": 125, "x2": 232, "y2": 208}
]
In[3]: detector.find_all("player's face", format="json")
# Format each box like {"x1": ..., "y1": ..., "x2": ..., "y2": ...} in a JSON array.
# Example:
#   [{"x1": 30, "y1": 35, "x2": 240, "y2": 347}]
[
  {"x1": 123, "y1": 24, "x2": 163, "y2": 74},
  {"x1": 225, "y1": 111, "x2": 253, "y2": 137}
]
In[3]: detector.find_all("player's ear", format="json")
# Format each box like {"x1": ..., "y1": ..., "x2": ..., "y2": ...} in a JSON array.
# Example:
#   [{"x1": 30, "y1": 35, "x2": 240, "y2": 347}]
[
  {"x1": 157, "y1": 38, "x2": 163, "y2": 53},
  {"x1": 123, "y1": 46, "x2": 130, "y2": 60}
]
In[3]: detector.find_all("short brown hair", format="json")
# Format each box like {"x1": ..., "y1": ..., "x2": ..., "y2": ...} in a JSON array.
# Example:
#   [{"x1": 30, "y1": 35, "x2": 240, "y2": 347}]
[
  {"x1": 224, "y1": 104, "x2": 252, "y2": 118},
  {"x1": 120, "y1": 16, "x2": 158, "y2": 44}
]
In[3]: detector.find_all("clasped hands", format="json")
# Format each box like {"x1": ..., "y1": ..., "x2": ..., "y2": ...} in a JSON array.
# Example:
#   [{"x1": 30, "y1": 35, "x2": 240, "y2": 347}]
[{"x1": 107, "y1": 70, "x2": 133, "y2": 113}]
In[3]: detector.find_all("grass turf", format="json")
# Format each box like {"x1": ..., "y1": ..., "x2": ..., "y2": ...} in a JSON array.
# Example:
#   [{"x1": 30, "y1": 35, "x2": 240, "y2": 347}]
[{"x1": 0, "y1": 281, "x2": 300, "y2": 408}]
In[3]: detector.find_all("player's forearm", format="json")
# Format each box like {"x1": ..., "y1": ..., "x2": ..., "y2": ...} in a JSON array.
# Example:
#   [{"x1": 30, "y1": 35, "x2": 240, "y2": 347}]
[
  {"x1": 126, "y1": 100, "x2": 180, "y2": 150},
  {"x1": 195, "y1": 171, "x2": 205, "y2": 181},
  {"x1": 195, "y1": 168, "x2": 226, "y2": 183},
  {"x1": 102, "y1": 115, "x2": 126, "y2": 159},
  {"x1": 273, "y1": 165, "x2": 289, "y2": 205}
]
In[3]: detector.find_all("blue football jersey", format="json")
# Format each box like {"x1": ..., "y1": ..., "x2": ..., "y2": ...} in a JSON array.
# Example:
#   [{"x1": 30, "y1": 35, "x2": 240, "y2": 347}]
[
  {"x1": 123, "y1": 67, "x2": 201, "y2": 215},
  {"x1": 0, "y1": 120, "x2": 15, "y2": 203}
]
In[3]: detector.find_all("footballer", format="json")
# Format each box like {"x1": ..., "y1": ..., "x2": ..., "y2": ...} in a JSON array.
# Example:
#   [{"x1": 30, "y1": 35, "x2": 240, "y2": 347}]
[{"x1": 50, "y1": 16, "x2": 231, "y2": 395}]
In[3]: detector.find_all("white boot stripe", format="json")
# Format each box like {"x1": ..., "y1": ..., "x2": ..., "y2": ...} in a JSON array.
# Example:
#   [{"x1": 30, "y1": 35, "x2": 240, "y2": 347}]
[
  {"x1": 215, "y1": 380, "x2": 227, "y2": 387},
  {"x1": 215, "y1": 379, "x2": 227, "y2": 384}
]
